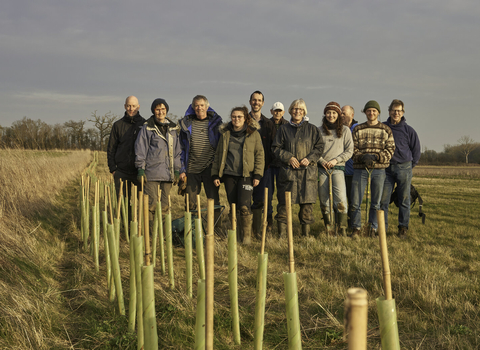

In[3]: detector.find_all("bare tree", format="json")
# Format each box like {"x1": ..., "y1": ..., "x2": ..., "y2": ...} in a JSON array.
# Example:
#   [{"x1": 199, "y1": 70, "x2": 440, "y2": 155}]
[
  {"x1": 458, "y1": 136, "x2": 477, "y2": 164},
  {"x1": 88, "y1": 111, "x2": 118, "y2": 151},
  {"x1": 64, "y1": 120, "x2": 86, "y2": 149}
]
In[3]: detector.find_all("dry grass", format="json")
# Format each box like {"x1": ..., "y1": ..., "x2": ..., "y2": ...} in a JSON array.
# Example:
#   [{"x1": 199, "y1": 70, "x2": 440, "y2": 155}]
[{"x1": 414, "y1": 165, "x2": 480, "y2": 178}]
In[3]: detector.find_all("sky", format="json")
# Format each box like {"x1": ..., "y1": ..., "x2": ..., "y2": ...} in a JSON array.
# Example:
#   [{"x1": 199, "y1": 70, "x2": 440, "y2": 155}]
[{"x1": 1, "y1": 0, "x2": 479, "y2": 152}]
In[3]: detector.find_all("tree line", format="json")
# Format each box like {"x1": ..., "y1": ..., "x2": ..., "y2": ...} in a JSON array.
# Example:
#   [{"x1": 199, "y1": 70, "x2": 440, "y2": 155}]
[{"x1": 0, "y1": 113, "x2": 478, "y2": 164}]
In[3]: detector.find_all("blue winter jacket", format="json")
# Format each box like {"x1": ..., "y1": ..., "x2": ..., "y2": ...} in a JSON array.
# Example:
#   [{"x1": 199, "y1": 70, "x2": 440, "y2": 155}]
[
  {"x1": 134, "y1": 116, "x2": 182, "y2": 182},
  {"x1": 384, "y1": 116, "x2": 421, "y2": 167},
  {"x1": 178, "y1": 105, "x2": 223, "y2": 174}
]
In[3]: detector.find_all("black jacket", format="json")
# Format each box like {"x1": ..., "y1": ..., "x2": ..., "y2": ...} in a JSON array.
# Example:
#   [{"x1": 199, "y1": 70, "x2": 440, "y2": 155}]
[
  {"x1": 251, "y1": 113, "x2": 276, "y2": 170},
  {"x1": 107, "y1": 112, "x2": 146, "y2": 175},
  {"x1": 269, "y1": 116, "x2": 289, "y2": 168}
]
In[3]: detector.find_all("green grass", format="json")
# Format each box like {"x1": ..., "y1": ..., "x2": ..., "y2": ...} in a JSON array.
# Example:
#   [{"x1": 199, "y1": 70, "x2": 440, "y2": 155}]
[{"x1": 1, "y1": 154, "x2": 480, "y2": 349}]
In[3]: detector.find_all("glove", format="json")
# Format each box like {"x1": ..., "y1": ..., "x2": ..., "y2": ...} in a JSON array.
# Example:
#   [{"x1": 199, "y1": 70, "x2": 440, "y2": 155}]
[
  {"x1": 178, "y1": 176, "x2": 187, "y2": 196},
  {"x1": 362, "y1": 154, "x2": 378, "y2": 169},
  {"x1": 137, "y1": 168, "x2": 147, "y2": 183},
  {"x1": 173, "y1": 171, "x2": 180, "y2": 186}
]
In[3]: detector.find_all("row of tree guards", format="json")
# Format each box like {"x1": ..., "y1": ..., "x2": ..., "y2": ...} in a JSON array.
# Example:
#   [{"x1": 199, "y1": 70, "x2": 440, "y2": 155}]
[{"x1": 79, "y1": 159, "x2": 400, "y2": 349}]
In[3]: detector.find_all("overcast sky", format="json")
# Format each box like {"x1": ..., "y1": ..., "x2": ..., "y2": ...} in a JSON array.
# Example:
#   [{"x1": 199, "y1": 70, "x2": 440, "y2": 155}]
[{"x1": 1, "y1": 0, "x2": 479, "y2": 151}]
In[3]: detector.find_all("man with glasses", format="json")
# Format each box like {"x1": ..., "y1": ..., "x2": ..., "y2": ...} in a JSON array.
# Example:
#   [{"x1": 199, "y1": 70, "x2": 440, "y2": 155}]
[{"x1": 376, "y1": 99, "x2": 421, "y2": 239}]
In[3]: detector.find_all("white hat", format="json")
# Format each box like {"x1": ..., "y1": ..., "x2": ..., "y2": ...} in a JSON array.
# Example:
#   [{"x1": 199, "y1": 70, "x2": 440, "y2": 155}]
[{"x1": 271, "y1": 102, "x2": 284, "y2": 111}]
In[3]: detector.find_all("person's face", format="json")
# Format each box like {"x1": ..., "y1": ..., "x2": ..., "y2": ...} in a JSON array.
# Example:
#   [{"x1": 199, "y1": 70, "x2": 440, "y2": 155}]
[
  {"x1": 271, "y1": 109, "x2": 285, "y2": 121},
  {"x1": 290, "y1": 106, "x2": 305, "y2": 124},
  {"x1": 365, "y1": 108, "x2": 379, "y2": 123},
  {"x1": 325, "y1": 110, "x2": 339, "y2": 123},
  {"x1": 193, "y1": 99, "x2": 208, "y2": 120},
  {"x1": 124, "y1": 97, "x2": 139, "y2": 117},
  {"x1": 231, "y1": 111, "x2": 245, "y2": 130},
  {"x1": 154, "y1": 104, "x2": 167, "y2": 123},
  {"x1": 341, "y1": 107, "x2": 353, "y2": 126},
  {"x1": 389, "y1": 105, "x2": 404, "y2": 125},
  {"x1": 249, "y1": 93, "x2": 264, "y2": 113}
]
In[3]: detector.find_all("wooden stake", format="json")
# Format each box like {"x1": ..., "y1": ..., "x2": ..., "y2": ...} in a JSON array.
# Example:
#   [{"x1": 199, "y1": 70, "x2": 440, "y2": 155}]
[
  {"x1": 231, "y1": 203, "x2": 236, "y2": 231},
  {"x1": 377, "y1": 210, "x2": 392, "y2": 300},
  {"x1": 260, "y1": 187, "x2": 268, "y2": 255},
  {"x1": 205, "y1": 199, "x2": 215, "y2": 350},
  {"x1": 345, "y1": 288, "x2": 368, "y2": 350},
  {"x1": 286, "y1": 192, "x2": 295, "y2": 273},
  {"x1": 107, "y1": 187, "x2": 114, "y2": 225},
  {"x1": 144, "y1": 194, "x2": 151, "y2": 266},
  {"x1": 132, "y1": 185, "x2": 137, "y2": 223}
]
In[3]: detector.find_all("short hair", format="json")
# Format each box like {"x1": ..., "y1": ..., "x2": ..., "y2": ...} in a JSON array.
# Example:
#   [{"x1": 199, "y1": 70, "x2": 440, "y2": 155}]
[
  {"x1": 230, "y1": 105, "x2": 251, "y2": 125},
  {"x1": 288, "y1": 98, "x2": 307, "y2": 116},
  {"x1": 342, "y1": 105, "x2": 355, "y2": 115},
  {"x1": 388, "y1": 99, "x2": 404, "y2": 112},
  {"x1": 192, "y1": 95, "x2": 210, "y2": 109},
  {"x1": 249, "y1": 90, "x2": 264, "y2": 102}
]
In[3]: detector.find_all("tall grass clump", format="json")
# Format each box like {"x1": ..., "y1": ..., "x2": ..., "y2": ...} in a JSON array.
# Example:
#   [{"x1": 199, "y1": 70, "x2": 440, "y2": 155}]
[{"x1": 0, "y1": 149, "x2": 92, "y2": 349}]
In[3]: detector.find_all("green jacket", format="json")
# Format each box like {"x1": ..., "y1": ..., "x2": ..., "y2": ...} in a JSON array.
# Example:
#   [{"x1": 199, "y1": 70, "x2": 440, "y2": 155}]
[{"x1": 211, "y1": 120, "x2": 265, "y2": 180}]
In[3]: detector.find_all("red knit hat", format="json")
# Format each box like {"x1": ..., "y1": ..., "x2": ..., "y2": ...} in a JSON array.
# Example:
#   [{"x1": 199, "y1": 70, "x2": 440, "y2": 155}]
[{"x1": 323, "y1": 101, "x2": 342, "y2": 116}]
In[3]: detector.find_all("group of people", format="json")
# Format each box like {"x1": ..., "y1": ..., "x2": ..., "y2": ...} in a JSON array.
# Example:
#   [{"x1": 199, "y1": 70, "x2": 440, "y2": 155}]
[{"x1": 107, "y1": 93, "x2": 420, "y2": 244}]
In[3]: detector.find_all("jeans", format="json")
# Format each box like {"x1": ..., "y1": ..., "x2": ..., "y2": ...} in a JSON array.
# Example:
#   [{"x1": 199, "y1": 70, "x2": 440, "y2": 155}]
[
  {"x1": 375, "y1": 162, "x2": 413, "y2": 230},
  {"x1": 350, "y1": 168, "x2": 386, "y2": 230},
  {"x1": 318, "y1": 168, "x2": 348, "y2": 214}
]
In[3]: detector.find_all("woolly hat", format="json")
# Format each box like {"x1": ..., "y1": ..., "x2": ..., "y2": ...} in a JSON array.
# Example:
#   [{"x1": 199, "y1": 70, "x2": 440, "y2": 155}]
[
  {"x1": 151, "y1": 98, "x2": 169, "y2": 114},
  {"x1": 323, "y1": 101, "x2": 342, "y2": 116},
  {"x1": 363, "y1": 100, "x2": 381, "y2": 114}
]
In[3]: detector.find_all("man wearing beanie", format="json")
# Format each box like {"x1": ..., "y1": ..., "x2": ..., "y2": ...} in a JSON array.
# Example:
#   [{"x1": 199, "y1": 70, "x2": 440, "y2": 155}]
[
  {"x1": 375, "y1": 99, "x2": 421, "y2": 239},
  {"x1": 107, "y1": 95, "x2": 146, "y2": 200},
  {"x1": 135, "y1": 98, "x2": 182, "y2": 216},
  {"x1": 350, "y1": 100, "x2": 395, "y2": 238}
]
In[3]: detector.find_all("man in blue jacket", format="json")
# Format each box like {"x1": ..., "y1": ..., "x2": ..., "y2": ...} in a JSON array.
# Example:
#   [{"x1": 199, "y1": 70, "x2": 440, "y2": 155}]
[
  {"x1": 179, "y1": 95, "x2": 222, "y2": 211},
  {"x1": 377, "y1": 99, "x2": 421, "y2": 239}
]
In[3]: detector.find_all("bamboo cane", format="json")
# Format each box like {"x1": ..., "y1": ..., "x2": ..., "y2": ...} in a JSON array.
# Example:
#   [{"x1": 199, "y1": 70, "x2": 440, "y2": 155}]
[
  {"x1": 122, "y1": 180, "x2": 129, "y2": 243},
  {"x1": 377, "y1": 210, "x2": 392, "y2": 300},
  {"x1": 185, "y1": 193, "x2": 193, "y2": 298},
  {"x1": 128, "y1": 220, "x2": 137, "y2": 333},
  {"x1": 231, "y1": 203, "x2": 236, "y2": 231},
  {"x1": 227, "y1": 226, "x2": 240, "y2": 344},
  {"x1": 196, "y1": 195, "x2": 205, "y2": 280},
  {"x1": 365, "y1": 168, "x2": 373, "y2": 226},
  {"x1": 95, "y1": 181, "x2": 100, "y2": 264},
  {"x1": 344, "y1": 288, "x2": 368, "y2": 350},
  {"x1": 165, "y1": 196, "x2": 174, "y2": 289},
  {"x1": 103, "y1": 187, "x2": 112, "y2": 291},
  {"x1": 205, "y1": 198, "x2": 215, "y2": 350}
]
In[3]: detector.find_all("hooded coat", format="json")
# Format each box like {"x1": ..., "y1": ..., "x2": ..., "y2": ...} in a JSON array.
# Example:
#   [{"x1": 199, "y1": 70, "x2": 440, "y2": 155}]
[
  {"x1": 134, "y1": 116, "x2": 182, "y2": 182},
  {"x1": 211, "y1": 119, "x2": 264, "y2": 180},
  {"x1": 272, "y1": 119, "x2": 323, "y2": 204}
]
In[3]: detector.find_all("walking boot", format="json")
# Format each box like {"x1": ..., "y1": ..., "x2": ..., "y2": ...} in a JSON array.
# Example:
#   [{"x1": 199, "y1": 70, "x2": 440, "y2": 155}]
[
  {"x1": 277, "y1": 221, "x2": 287, "y2": 239},
  {"x1": 252, "y1": 208, "x2": 263, "y2": 240},
  {"x1": 241, "y1": 214, "x2": 253, "y2": 245},
  {"x1": 322, "y1": 212, "x2": 334, "y2": 235},
  {"x1": 338, "y1": 212, "x2": 348, "y2": 237},
  {"x1": 301, "y1": 224, "x2": 310, "y2": 237},
  {"x1": 397, "y1": 226, "x2": 408, "y2": 240}
]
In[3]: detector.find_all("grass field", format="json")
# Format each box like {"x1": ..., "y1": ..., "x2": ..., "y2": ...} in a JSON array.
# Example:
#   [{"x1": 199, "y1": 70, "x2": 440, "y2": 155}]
[{"x1": 1, "y1": 151, "x2": 479, "y2": 349}]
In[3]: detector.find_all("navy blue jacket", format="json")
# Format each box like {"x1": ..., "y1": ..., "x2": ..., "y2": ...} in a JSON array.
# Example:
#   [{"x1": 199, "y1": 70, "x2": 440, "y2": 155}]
[{"x1": 384, "y1": 116, "x2": 421, "y2": 167}]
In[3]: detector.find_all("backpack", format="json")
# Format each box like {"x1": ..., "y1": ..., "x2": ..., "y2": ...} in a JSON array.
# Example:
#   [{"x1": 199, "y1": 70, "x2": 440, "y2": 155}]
[{"x1": 390, "y1": 184, "x2": 426, "y2": 224}]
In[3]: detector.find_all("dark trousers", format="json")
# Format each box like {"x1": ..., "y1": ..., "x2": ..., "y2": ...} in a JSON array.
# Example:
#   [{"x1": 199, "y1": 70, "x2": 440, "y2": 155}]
[
  {"x1": 252, "y1": 168, "x2": 272, "y2": 217},
  {"x1": 223, "y1": 175, "x2": 253, "y2": 216},
  {"x1": 276, "y1": 202, "x2": 314, "y2": 225},
  {"x1": 114, "y1": 170, "x2": 140, "y2": 202},
  {"x1": 186, "y1": 164, "x2": 220, "y2": 211}
]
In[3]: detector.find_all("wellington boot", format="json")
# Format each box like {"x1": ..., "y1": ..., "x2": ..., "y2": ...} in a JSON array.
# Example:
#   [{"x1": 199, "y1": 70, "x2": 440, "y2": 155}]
[
  {"x1": 277, "y1": 221, "x2": 287, "y2": 239},
  {"x1": 338, "y1": 212, "x2": 348, "y2": 237},
  {"x1": 241, "y1": 214, "x2": 253, "y2": 245},
  {"x1": 236, "y1": 211, "x2": 243, "y2": 242},
  {"x1": 301, "y1": 224, "x2": 310, "y2": 237},
  {"x1": 252, "y1": 208, "x2": 263, "y2": 240}
]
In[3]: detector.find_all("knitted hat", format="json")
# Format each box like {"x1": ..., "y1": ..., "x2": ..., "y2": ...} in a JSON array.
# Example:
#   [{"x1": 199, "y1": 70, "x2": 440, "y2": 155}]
[
  {"x1": 323, "y1": 101, "x2": 342, "y2": 116},
  {"x1": 151, "y1": 98, "x2": 169, "y2": 113},
  {"x1": 363, "y1": 100, "x2": 381, "y2": 114}
]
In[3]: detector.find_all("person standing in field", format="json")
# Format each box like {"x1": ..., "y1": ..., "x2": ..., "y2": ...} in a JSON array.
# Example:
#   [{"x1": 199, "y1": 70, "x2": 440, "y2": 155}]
[
  {"x1": 135, "y1": 98, "x2": 182, "y2": 219},
  {"x1": 375, "y1": 99, "x2": 421, "y2": 239},
  {"x1": 350, "y1": 100, "x2": 395, "y2": 239},
  {"x1": 211, "y1": 106, "x2": 264, "y2": 244},
  {"x1": 107, "y1": 95, "x2": 146, "y2": 199},
  {"x1": 341, "y1": 105, "x2": 358, "y2": 225},
  {"x1": 248, "y1": 91, "x2": 276, "y2": 239},
  {"x1": 272, "y1": 98, "x2": 323, "y2": 237},
  {"x1": 318, "y1": 102, "x2": 353, "y2": 236},
  {"x1": 178, "y1": 95, "x2": 223, "y2": 213},
  {"x1": 268, "y1": 101, "x2": 288, "y2": 237}
]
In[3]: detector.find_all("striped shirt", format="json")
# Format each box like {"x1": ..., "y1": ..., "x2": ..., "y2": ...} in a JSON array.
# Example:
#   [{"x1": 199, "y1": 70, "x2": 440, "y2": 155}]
[{"x1": 187, "y1": 118, "x2": 216, "y2": 173}]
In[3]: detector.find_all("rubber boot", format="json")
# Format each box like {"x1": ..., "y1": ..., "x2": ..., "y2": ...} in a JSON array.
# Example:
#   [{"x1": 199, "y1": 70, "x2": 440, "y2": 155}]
[
  {"x1": 322, "y1": 212, "x2": 334, "y2": 235},
  {"x1": 266, "y1": 216, "x2": 273, "y2": 237},
  {"x1": 252, "y1": 208, "x2": 263, "y2": 240},
  {"x1": 241, "y1": 214, "x2": 253, "y2": 245},
  {"x1": 277, "y1": 221, "x2": 287, "y2": 239},
  {"x1": 338, "y1": 212, "x2": 348, "y2": 237},
  {"x1": 301, "y1": 224, "x2": 310, "y2": 237}
]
